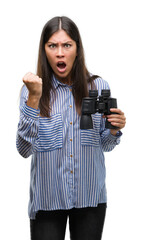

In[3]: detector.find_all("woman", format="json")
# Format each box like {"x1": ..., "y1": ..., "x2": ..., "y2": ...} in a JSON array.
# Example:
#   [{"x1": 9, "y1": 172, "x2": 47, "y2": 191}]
[{"x1": 16, "y1": 16, "x2": 126, "y2": 240}]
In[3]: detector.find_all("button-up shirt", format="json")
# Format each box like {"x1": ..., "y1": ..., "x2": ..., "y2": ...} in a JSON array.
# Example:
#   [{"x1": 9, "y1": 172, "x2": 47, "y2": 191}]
[{"x1": 16, "y1": 76, "x2": 122, "y2": 219}]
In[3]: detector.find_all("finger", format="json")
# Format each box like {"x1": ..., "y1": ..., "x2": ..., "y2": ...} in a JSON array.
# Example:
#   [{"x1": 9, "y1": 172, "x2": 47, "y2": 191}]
[
  {"x1": 107, "y1": 117, "x2": 125, "y2": 124},
  {"x1": 107, "y1": 114, "x2": 126, "y2": 121},
  {"x1": 110, "y1": 108, "x2": 124, "y2": 115},
  {"x1": 23, "y1": 72, "x2": 32, "y2": 80},
  {"x1": 23, "y1": 73, "x2": 39, "y2": 83},
  {"x1": 38, "y1": 78, "x2": 42, "y2": 84},
  {"x1": 110, "y1": 122, "x2": 125, "y2": 129},
  {"x1": 107, "y1": 117, "x2": 126, "y2": 129}
]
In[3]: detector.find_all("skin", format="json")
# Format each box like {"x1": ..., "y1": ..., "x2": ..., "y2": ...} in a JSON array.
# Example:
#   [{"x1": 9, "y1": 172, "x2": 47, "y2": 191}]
[
  {"x1": 104, "y1": 108, "x2": 126, "y2": 135},
  {"x1": 23, "y1": 72, "x2": 42, "y2": 109},
  {"x1": 22, "y1": 30, "x2": 126, "y2": 135},
  {"x1": 44, "y1": 29, "x2": 77, "y2": 85}
]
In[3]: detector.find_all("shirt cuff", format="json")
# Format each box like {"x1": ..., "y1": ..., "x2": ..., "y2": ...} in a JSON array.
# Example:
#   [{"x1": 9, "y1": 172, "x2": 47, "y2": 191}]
[
  {"x1": 21, "y1": 102, "x2": 40, "y2": 120},
  {"x1": 109, "y1": 130, "x2": 122, "y2": 144}
]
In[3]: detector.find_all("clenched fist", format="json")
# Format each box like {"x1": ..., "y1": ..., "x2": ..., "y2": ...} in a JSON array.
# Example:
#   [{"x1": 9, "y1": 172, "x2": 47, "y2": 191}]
[{"x1": 23, "y1": 72, "x2": 42, "y2": 109}]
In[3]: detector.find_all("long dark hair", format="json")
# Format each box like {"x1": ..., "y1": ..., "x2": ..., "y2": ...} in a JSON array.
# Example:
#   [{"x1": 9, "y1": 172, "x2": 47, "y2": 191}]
[{"x1": 37, "y1": 16, "x2": 98, "y2": 117}]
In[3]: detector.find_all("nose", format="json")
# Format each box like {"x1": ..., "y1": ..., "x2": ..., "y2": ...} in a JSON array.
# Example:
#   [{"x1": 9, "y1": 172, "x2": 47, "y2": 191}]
[{"x1": 56, "y1": 46, "x2": 64, "y2": 58}]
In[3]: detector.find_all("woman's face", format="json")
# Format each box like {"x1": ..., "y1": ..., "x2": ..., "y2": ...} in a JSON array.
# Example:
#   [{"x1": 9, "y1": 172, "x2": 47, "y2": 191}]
[{"x1": 45, "y1": 29, "x2": 77, "y2": 85}]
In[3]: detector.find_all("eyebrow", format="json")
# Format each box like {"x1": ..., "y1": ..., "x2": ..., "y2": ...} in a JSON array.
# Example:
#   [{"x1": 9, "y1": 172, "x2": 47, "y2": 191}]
[{"x1": 47, "y1": 40, "x2": 73, "y2": 44}]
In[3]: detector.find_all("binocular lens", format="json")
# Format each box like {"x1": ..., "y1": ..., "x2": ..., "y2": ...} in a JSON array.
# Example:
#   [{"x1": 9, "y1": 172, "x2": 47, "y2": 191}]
[
  {"x1": 89, "y1": 90, "x2": 98, "y2": 98},
  {"x1": 101, "y1": 90, "x2": 110, "y2": 97},
  {"x1": 80, "y1": 115, "x2": 93, "y2": 129}
]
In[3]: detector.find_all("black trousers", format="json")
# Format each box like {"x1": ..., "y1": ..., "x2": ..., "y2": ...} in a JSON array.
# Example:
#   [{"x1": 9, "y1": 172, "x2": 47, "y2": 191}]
[{"x1": 30, "y1": 203, "x2": 106, "y2": 240}]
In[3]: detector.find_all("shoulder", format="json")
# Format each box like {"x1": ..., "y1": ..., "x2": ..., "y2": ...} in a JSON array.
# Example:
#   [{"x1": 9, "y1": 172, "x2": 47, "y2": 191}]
[
  {"x1": 94, "y1": 77, "x2": 110, "y2": 95},
  {"x1": 88, "y1": 73, "x2": 110, "y2": 93},
  {"x1": 95, "y1": 77, "x2": 110, "y2": 90}
]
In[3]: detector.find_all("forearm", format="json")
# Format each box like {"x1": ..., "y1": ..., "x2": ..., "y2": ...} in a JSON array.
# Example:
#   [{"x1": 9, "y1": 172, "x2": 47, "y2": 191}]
[
  {"x1": 16, "y1": 103, "x2": 40, "y2": 158},
  {"x1": 100, "y1": 115, "x2": 122, "y2": 151},
  {"x1": 100, "y1": 129, "x2": 122, "y2": 152},
  {"x1": 27, "y1": 94, "x2": 40, "y2": 109},
  {"x1": 23, "y1": 72, "x2": 42, "y2": 109},
  {"x1": 110, "y1": 129, "x2": 119, "y2": 136}
]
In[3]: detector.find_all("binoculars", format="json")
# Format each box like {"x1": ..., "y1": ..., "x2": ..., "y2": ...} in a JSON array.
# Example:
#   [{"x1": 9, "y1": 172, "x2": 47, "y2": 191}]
[{"x1": 80, "y1": 89, "x2": 118, "y2": 129}]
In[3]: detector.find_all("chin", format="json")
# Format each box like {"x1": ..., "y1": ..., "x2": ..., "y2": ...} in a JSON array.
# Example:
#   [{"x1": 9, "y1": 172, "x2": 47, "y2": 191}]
[{"x1": 56, "y1": 73, "x2": 68, "y2": 80}]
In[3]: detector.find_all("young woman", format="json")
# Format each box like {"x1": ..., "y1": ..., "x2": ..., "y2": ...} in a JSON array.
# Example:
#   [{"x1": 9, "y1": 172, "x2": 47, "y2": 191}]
[{"x1": 16, "y1": 16, "x2": 126, "y2": 240}]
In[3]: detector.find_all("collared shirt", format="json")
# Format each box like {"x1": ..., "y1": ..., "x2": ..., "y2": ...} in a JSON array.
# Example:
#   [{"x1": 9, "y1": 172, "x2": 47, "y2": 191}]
[{"x1": 16, "y1": 76, "x2": 122, "y2": 219}]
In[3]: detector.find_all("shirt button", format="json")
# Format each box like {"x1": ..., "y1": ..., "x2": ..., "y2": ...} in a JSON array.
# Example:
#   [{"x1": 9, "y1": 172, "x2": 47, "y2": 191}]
[
  {"x1": 70, "y1": 122, "x2": 72, "y2": 125},
  {"x1": 70, "y1": 154, "x2": 73, "y2": 157},
  {"x1": 69, "y1": 89, "x2": 72, "y2": 92},
  {"x1": 70, "y1": 105, "x2": 72, "y2": 108},
  {"x1": 70, "y1": 138, "x2": 72, "y2": 141},
  {"x1": 71, "y1": 170, "x2": 73, "y2": 174}
]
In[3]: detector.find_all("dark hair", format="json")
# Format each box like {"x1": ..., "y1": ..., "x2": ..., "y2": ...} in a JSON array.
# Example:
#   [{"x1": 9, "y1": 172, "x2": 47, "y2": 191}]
[{"x1": 37, "y1": 16, "x2": 98, "y2": 117}]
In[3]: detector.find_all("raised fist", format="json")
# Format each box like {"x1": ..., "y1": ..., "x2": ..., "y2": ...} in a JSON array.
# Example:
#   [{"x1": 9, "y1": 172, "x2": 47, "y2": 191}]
[{"x1": 23, "y1": 72, "x2": 42, "y2": 100}]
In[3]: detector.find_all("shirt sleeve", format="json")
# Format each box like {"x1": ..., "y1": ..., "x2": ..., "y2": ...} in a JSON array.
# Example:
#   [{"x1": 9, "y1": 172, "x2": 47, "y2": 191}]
[
  {"x1": 16, "y1": 85, "x2": 40, "y2": 158},
  {"x1": 95, "y1": 78, "x2": 122, "y2": 152},
  {"x1": 100, "y1": 116, "x2": 122, "y2": 152}
]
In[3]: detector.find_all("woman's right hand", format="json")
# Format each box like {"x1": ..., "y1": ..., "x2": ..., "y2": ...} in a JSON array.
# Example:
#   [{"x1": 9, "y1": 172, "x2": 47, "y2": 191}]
[
  {"x1": 23, "y1": 72, "x2": 42, "y2": 99},
  {"x1": 23, "y1": 72, "x2": 43, "y2": 109}
]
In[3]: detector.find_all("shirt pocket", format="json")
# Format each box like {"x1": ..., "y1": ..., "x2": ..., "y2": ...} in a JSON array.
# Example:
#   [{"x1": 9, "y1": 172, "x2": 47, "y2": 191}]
[
  {"x1": 80, "y1": 114, "x2": 101, "y2": 147},
  {"x1": 37, "y1": 113, "x2": 63, "y2": 151}
]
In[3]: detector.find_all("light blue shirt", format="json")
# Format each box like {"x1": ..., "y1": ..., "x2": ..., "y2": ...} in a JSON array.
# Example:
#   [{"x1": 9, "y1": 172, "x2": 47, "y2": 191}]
[{"x1": 16, "y1": 76, "x2": 122, "y2": 219}]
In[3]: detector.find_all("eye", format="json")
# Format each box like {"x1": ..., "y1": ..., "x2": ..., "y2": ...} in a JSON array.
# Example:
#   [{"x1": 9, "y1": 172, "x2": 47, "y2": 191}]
[
  {"x1": 48, "y1": 44, "x2": 56, "y2": 49},
  {"x1": 64, "y1": 43, "x2": 72, "y2": 48}
]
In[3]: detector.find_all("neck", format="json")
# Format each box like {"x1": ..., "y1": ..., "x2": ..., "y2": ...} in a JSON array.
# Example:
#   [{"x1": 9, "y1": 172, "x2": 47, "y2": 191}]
[{"x1": 55, "y1": 74, "x2": 72, "y2": 86}]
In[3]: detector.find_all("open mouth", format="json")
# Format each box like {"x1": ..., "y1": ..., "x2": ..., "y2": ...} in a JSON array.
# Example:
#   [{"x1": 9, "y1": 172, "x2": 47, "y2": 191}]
[{"x1": 57, "y1": 61, "x2": 67, "y2": 72}]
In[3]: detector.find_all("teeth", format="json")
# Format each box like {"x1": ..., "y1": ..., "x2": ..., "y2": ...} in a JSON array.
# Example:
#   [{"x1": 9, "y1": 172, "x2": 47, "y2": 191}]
[{"x1": 57, "y1": 62, "x2": 66, "y2": 69}]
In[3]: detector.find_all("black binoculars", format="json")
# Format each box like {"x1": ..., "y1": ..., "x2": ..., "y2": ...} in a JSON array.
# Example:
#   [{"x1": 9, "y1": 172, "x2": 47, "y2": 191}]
[{"x1": 80, "y1": 89, "x2": 118, "y2": 129}]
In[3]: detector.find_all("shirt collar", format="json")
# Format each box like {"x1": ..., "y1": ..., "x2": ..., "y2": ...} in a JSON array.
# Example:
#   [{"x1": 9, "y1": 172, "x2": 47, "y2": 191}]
[{"x1": 52, "y1": 75, "x2": 72, "y2": 89}]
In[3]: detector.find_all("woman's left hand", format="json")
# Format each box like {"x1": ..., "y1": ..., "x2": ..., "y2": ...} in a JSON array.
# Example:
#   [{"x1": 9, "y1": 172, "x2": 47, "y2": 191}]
[{"x1": 105, "y1": 108, "x2": 126, "y2": 136}]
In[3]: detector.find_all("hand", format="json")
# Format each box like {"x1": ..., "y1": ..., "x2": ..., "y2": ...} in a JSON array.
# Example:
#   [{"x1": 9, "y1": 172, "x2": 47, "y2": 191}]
[
  {"x1": 23, "y1": 72, "x2": 42, "y2": 99},
  {"x1": 104, "y1": 108, "x2": 126, "y2": 136},
  {"x1": 23, "y1": 72, "x2": 43, "y2": 109}
]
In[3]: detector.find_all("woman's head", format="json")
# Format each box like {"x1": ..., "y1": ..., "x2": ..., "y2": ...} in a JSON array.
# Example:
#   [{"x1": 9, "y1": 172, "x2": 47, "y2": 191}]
[
  {"x1": 38, "y1": 16, "x2": 85, "y2": 82},
  {"x1": 37, "y1": 16, "x2": 94, "y2": 117},
  {"x1": 44, "y1": 29, "x2": 77, "y2": 85},
  {"x1": 42, "y1": 16, "x2": 82, "y2": 52}
]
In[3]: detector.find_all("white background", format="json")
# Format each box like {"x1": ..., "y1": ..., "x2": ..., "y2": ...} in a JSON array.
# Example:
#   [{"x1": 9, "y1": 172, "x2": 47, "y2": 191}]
[{"x1": 0, "y1": 0, "x2": 142, "y2": 239}]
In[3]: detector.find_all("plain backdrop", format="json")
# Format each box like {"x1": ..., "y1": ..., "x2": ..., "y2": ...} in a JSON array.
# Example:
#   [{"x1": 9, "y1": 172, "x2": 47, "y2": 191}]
[{"x1": 0, "y1": 0, "x2": 142, "y2": 239}]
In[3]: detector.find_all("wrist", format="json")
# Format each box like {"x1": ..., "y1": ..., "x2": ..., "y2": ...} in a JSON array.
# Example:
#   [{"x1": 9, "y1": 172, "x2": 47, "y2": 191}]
[
  {"x1": 27, "y1": 94, "x2": 40, "y2": 109},
  {"x1": 110, "y1": 129, "x2": 120, "y2": 136}
]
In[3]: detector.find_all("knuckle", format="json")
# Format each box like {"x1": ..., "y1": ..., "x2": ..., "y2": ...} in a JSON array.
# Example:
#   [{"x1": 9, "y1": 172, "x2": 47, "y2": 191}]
[{"x1": 23, "y1": 77, "x2": 27, "y2": 82}]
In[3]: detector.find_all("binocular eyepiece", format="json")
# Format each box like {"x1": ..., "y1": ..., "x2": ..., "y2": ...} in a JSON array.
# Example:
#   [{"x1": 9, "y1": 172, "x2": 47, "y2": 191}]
[{"x1": 80, "y1": 89, "x2": 118, "y2": 129}]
